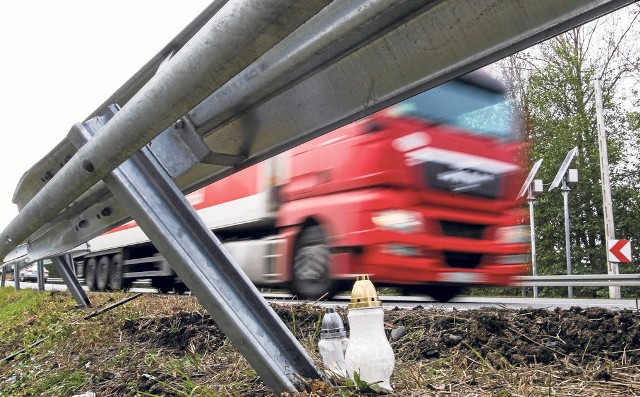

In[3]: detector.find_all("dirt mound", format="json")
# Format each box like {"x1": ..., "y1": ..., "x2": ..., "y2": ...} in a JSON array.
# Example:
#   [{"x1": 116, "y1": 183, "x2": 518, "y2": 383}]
[
  {"x1": 123, "y1": 304, "x2": 640, "y2": 368},
  {"x1": 387, "y1": 306, "x2": 640, "y2": 367},
  {"x1": 122, "y1": 310, "x2": 227, "y2": 354}
]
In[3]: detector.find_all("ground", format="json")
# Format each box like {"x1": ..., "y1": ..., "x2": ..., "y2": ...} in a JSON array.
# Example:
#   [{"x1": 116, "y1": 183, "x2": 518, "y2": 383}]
[{"x1": 1, "y1": 290, "x2": 640, "y2": 396}]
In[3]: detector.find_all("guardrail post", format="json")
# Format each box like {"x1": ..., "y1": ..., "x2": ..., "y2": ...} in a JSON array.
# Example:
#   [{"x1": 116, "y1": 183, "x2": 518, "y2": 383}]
[
  {"x1": 37, "y1": 260, "x2": 45, "y2": 291},
  {"x1": 13, "y1": 262, "x2": 20, "y2": 291},
  {"x1": 67, "y1": 109, "x2": 319, "y2": 393},
  {"x1": 51, "y1": 256, "x2": 92, "y2": 308}
]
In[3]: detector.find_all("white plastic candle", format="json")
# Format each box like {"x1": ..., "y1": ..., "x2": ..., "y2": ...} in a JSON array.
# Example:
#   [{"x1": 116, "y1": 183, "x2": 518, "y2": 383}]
[{"x1": 344, "y1": 275, "x2": 394, "y2": 391}]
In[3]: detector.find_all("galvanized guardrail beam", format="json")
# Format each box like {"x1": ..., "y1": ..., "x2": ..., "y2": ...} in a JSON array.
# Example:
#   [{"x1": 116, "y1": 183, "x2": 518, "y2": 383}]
[
  {"x1": 515, "y1": 274, "x2": 640, "y2": 287},
  {"x1": 32, "y1": 274, "x2": 640, "y2": 289}
]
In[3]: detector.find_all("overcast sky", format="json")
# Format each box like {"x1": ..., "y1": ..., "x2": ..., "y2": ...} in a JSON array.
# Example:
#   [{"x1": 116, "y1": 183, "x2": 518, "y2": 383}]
[{"x1": 0, "y1": 1, "x2": 211, "y2": 232}]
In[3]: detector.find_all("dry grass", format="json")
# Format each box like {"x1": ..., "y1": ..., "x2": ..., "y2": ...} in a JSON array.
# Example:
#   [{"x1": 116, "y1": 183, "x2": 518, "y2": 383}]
[{"x1": 1, "y1": 288, "x2": 639, "y2": 396}]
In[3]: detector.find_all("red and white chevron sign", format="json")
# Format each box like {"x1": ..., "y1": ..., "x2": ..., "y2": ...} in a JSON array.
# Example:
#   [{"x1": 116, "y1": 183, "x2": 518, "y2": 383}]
[{"x1": 608, "y1": 239, "x2": 632, "y2": 262}]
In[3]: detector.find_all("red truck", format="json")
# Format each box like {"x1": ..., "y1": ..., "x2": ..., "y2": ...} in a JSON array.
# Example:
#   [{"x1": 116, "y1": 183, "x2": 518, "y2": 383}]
[{"x1": 75, "y1": 70, "x2": 529, "y2": 302}]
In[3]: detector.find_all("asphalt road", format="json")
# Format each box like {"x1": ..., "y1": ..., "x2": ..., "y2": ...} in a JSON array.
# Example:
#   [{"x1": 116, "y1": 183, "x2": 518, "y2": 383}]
[{"x1": 7, "y1": 280, "x2": 638, "y2": 311}]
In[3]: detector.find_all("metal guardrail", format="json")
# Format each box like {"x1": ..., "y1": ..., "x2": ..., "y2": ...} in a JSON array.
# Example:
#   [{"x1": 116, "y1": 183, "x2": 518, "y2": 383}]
[
  {"x1": 515, "y1": 274, "x2": 640, "y2": 287},
  {"x1": 20, "y1": 274, "x2": 640, "y2": 289}
]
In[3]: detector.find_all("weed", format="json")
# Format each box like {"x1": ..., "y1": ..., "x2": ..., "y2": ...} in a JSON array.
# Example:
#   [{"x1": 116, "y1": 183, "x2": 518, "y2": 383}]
[{"x1": 137, "y1": 370, "x2": 218, "y2": 397}]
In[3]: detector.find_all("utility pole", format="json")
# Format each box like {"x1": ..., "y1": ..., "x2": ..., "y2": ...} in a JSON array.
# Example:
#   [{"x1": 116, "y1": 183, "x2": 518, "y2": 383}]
[{"x1": 594, "y1": 79, "x2": 620, "y2": 299}]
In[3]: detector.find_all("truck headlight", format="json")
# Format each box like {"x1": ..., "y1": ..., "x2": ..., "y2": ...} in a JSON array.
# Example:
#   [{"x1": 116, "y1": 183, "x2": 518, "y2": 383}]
[
  {"x1": 496, "y1": 225, "x2": 530, "y2": 244},
  {"x1": 372, "y1": 210, "x2": 424, "y2": 234},
  {"x1": 382, "y1": 244, "x2": 422, "y2": 257}
]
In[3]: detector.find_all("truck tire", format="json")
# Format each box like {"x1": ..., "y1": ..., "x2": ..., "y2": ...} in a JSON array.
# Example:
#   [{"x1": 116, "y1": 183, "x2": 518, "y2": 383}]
[
  {"x1": 428, "y1": 285, "x2": 463, "y2": 303},
  {"x1": 85, "y1": 258, "x2": 97, "y2": 291},
  {"x1": 291, "y1": 225, "x2": 336, "y2": 300},
  {"x1": 152, "y1": 276, "x2": 173, "y2": 294},
  {"x1": 96, "y1": 256, "x2": 111, "y2": 291},
  {"x1": 173, "y1": 282, "x2": 189, "y2": 295},
  {"x1": 109, "y1": 253, "x2": 124, "y2": 291}
]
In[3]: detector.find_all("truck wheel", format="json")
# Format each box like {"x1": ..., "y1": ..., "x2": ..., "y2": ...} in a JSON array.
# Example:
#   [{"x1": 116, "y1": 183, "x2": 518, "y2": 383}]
[
  {"x1": 96, "y1": 256, "x2": 111, "y2": 291},
  {"x1": 292, "y1": 225, "x2": 336, "y2": 300},
  {"x1": 152, "y1": 276, "x2": 173, "y2": 294},
  {"x1": 109, "y1": 253, "x2": 124, "y2": 291},
  {"x1": 429, "y1": 285, "x2": 463, "y2": 302},
  {"x1": 173, "y1": 282, "x2": 189, "y2": 295},
  {"x1": 123, "y1": 280, "x2": 134, "y2": 290},
  {"x1": 85, "y1": 258, "x2": 97, "y2": 291}
]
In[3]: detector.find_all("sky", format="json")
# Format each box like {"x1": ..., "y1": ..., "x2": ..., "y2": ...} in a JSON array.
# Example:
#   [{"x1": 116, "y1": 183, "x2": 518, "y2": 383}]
[{"x1": 0, "y1": 1, "x2": 212, "y2": 231}]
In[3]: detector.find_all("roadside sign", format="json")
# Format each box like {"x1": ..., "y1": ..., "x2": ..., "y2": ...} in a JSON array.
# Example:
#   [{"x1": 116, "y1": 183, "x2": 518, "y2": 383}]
[{"x1": 608, "y1": 239, "x2": 632, "y2": 262}]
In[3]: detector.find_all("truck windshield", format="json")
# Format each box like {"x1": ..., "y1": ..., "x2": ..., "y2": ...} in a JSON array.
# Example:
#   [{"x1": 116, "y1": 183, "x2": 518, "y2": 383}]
[{"x1": 391, "y1": 79, "x2": 515, "y2": 140}]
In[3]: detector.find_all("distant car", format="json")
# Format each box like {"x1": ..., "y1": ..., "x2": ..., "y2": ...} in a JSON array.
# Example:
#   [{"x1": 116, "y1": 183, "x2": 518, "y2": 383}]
[{"x1": 19, "y1": 265, "x2": 49, "y2": 282}]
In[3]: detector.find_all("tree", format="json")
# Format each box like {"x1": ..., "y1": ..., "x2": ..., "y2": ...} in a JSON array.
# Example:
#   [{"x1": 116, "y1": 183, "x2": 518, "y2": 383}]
[{"x1": 496, "y1": 5, "x2": 640, "y2": 288}]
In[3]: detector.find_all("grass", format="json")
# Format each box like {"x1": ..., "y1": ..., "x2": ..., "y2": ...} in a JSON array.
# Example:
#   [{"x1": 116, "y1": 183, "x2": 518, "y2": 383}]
[
  {"x1": 466, "y1": 285, "x2": 640, "y2": 300},
  {"x1": 2, "y1": 287, "x2": 640, "y2": 396}
]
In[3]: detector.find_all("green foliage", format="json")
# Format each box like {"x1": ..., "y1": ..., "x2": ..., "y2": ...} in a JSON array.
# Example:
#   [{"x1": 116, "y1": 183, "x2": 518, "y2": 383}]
[
  {"x1": 341, "y1": 370, "x2": 383, "y2": 394},
  {"x1": 0, "y1": 289, "x2": 87, "y2": 397},
  {"x1": 137, "y1": 369, "x2": 218, "y2": 397},
  {"x1": 502, "y1": 18, "x2": 640, "y2": 285},
  {"x1": 0, "y1": 288, "x2": 73, "y2": 355},
  {"x1": 30, "y1": 369, "x2": 90, "y2": 397},
  {"x1": 0, "y1": 368, "x2": 90, "y2": 397}
]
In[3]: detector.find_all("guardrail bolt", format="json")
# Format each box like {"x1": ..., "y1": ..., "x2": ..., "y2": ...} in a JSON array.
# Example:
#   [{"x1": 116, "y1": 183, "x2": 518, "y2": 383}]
[
  {"x1": 82, "y1": 159, "x2": 95, "y2": 173},
  {"x1": 174, "y1": 119, "x2": 185, "y2": 129}
]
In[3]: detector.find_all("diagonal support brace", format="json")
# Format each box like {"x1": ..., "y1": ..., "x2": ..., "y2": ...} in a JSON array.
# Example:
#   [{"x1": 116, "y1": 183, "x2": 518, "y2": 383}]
[
  {"x1": 68, "y1": 108, "x2": 319, "y2": 393},
  {"x1": 51, "y1": 255, "x2": 92, "y2": 308}
]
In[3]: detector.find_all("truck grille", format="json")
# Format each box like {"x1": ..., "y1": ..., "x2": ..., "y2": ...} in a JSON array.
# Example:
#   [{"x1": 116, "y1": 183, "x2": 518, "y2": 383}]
[
  {"x1": 440, "y1": 220, "x2": 486, "y2": 239},
  {"x1": 424, "y1": 161, "x2": 500, "y2": 198},
  {"x1": 440, "y1": 221, "x2": 486, "y2": 269},
  {"x1": 443, "y1": 251, "x2": 483, "y2": 268}
]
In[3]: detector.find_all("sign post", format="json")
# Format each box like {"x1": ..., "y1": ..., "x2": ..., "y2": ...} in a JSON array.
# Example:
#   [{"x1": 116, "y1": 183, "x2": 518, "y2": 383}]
[
  {"x1": 595, "y1": 79, "x2": 620, "y2": 299},
  {"x1": 517, "y1": 159, "x2": 544, "y2": 298},
  {"x1": 549, "y1": 147, "x2": 578, "y2": 298}
]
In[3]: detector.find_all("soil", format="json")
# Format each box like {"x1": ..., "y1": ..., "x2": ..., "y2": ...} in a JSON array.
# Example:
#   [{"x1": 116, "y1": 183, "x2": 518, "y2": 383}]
[
  {"x1": 111, "y1": 301, "x2": 640, "y2": 396},
  {"x1": 388, "y1": 305, "x2": 640, "y2": 366}
]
